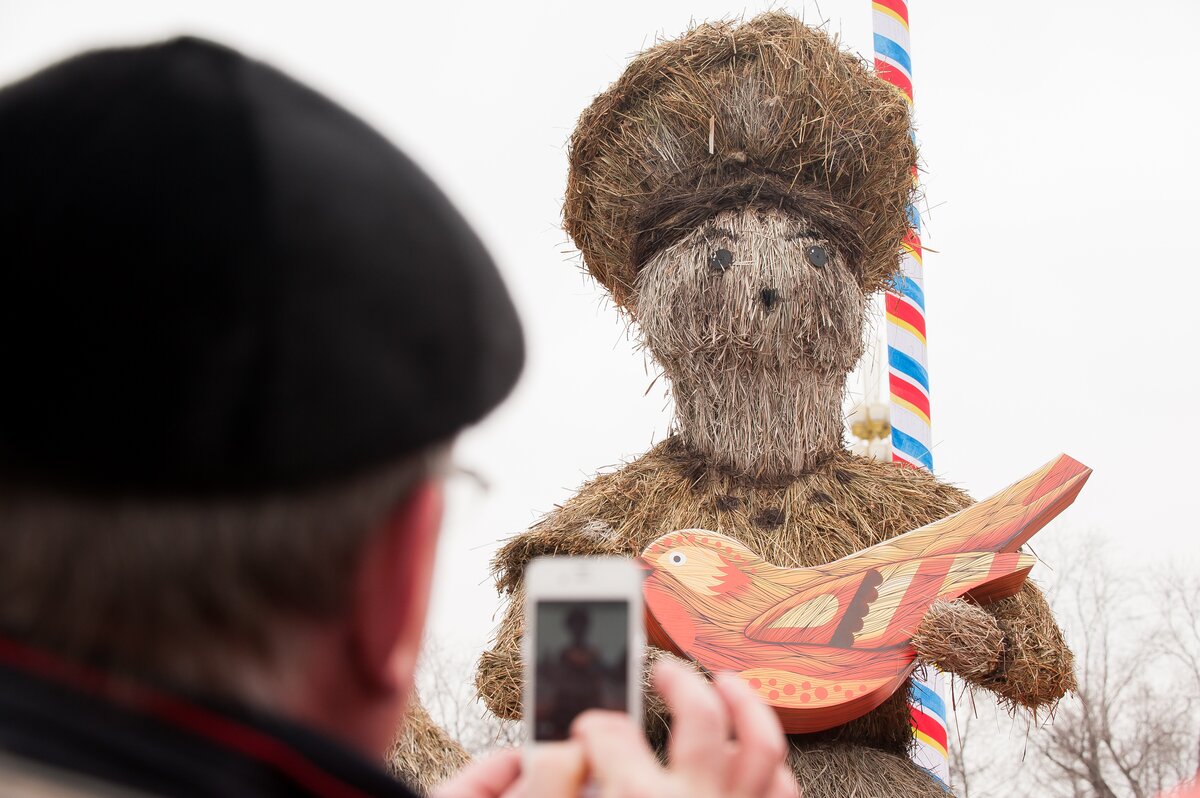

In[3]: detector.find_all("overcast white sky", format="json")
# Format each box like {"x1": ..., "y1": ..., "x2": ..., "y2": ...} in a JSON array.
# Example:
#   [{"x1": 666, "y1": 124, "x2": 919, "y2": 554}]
[{"x1": 2, "y1": 0, "x2": 1197, "y2": 663}]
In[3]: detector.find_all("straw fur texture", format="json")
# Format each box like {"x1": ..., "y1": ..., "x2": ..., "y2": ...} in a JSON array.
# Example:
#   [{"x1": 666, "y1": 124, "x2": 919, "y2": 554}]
[
  {"x1": 634, "y1": 206, "x2": 863, "y2": 477},
  {"x1": 387, "y1": 695, "x2": 469, "y2": 795},
  {"x1": 788, "y1": 744, "x2": 955, "y2": 798},
  {"x1": 913, "y1": 599, "x2": 1006, "y2": 682}
]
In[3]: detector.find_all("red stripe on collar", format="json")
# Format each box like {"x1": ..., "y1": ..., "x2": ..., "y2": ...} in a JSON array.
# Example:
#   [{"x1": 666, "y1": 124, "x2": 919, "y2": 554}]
[{"x1": 0, "y1": 636, "x2": 374, "y2": 798}]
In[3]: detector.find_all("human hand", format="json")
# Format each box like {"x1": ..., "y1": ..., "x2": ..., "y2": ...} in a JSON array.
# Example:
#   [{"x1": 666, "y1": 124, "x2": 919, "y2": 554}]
[
  {"x1": 440, "y1": 658, "x2": 798, "y2": 798},
  {"x1": 432, "y1": 748, "x2": 522, "y2": 798},
  {"x1": 528, "y1": 658, "x2": 798, "y2": 798}
]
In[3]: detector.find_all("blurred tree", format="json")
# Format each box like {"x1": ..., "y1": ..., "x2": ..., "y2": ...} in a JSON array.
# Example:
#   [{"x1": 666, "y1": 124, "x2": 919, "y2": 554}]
[
  {"x1": 417, "y1": 638, "x2": 521, "y2": 758},
  {"x1": 949, "y1": 540, "x2": 1200, "y2": 798}
]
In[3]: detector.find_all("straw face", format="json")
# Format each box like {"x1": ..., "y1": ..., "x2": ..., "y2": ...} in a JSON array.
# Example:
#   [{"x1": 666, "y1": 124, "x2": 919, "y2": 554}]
[
  {"x1": 631, "y1": 206, "x2": 866, "y2": 478},
  {"x1": 565, "y1": 12, "x2": 916, "y2": 306},
  {"x1": 633, "y1": 207, "x2": 865, "y2": 370}
]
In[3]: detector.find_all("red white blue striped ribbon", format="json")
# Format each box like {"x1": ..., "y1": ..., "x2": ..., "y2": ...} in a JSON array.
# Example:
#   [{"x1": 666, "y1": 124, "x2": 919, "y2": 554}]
[{"x1": 871, "y1": 0, "x2": 951, "y2": 787}]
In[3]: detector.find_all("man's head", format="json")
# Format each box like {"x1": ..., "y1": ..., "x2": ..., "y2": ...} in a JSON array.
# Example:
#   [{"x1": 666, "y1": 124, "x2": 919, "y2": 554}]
[
  {"x1": 0, "y1": 37, "x2": 523, "y2": 755},
  {"x1": 0, "y1": 446, "x2": 450, "y2": 754}
]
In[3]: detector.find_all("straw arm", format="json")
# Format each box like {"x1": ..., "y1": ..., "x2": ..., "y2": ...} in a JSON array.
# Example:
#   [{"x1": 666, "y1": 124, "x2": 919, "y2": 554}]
[
  {"x1": 977, "y1": 580, "x2": 1077, "y2": 709},
  {"x1": 475, "y1": 506, "x2": 683, "y2": 725},
  {"x1": 473, "y1": 552, "x2": 701, "y2": 751},
  {"x1": 475, "y1": 587, "x2": 525, "y2": 721},
  {"x1": 912, "y1": 599, "x2": 1005, "y2": 682},
  {"x1": 475, "y1": 508, "x2": 631, "y2": 721},
  {"x1": 913, "y1": 581, "x2": 1076, "y2": 710}
]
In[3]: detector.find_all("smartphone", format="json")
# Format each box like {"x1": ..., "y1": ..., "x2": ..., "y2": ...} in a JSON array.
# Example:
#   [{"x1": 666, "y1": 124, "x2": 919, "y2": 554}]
[{"x1": 522, "y1": 556, "x2": 644, "y2": 745}]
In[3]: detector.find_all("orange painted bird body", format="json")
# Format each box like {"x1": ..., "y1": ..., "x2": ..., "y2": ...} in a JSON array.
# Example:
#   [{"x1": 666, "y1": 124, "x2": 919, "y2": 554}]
[{"x1": 640, "y1": 454, "x2": 1091, "y2": 733}]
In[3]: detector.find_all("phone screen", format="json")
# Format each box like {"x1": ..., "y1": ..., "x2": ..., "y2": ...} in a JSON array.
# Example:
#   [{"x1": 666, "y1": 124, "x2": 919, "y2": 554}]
[{"x1": 532, "y1": 600, "x2": 630, "y2": 741}]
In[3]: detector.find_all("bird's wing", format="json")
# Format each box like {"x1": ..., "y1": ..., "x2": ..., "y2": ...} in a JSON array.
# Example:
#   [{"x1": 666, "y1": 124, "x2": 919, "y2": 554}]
[
  {"x1": 848, "y1": 454, "x2": 1090, "y2": 567},
  {"x1": 745, "y1": 551, "x2": 1035, "y2": 648}
]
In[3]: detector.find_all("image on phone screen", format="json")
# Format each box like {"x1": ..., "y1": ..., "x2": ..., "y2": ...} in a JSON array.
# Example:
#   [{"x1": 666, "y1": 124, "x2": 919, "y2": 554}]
[{"x1": 532, "y1": 600, "x2": 630, "y2": 742}]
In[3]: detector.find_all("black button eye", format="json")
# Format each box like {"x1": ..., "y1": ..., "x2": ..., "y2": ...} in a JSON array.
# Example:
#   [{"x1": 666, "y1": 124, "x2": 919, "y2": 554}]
[
  {"x1": 709, "y1": 248, "x2": 734, "y2": 272},
  {"x1": 805, "y1": 244, "x2": 829, "y2": 268}
]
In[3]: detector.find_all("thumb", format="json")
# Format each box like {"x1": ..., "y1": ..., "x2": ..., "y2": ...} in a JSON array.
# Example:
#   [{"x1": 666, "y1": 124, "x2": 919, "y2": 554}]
[
  {"x1": 431, "y1": 749, "x2": 521, "y2": 798},
  {"x1": 525, "y1": 742, "x2": 587, "y2": 798}
]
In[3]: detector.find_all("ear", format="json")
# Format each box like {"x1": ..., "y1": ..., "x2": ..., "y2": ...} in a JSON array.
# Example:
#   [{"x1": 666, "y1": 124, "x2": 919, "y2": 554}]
[{"x1": 347, "y1": 477, "x2": 445, "y2": 699}]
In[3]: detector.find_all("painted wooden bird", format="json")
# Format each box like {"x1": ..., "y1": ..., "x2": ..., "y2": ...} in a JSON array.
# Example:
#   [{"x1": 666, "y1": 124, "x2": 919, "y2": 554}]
[{"x1": 640, "y1": 454, "x2": 1091, "y2": 733}]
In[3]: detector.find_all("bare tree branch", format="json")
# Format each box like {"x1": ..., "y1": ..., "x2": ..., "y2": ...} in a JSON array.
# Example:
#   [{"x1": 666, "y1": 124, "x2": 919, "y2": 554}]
[
  {"x1": 416, "y1": 638, "x2": 521, "y2": 758},
  {"x1": 951, "y1": 535, "x2": 1200, "y2": 797}
]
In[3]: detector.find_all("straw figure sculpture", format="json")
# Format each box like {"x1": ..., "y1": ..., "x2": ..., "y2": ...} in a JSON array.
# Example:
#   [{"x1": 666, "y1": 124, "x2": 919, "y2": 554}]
[
  {"x1": 393, "y1": 13, "x2": 1076, "y2": 797},
  {"x1": 386, "y1": 696, "x2": 469, "y2": 793}
]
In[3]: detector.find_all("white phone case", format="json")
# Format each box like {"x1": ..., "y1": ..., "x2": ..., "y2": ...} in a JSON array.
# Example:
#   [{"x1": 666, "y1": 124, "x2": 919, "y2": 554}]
[{"x1": 522, "y1": 556, "x2": 645, "y2": 748}]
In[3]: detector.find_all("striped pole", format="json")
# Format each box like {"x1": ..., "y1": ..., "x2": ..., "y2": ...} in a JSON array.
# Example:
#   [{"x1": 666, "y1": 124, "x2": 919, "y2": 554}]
[{"x1": 871, "y1": 0, "x2": 951, "y2": 786}]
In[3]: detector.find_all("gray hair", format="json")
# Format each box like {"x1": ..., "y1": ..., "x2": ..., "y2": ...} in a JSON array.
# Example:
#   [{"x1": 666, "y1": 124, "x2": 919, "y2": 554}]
[{"x1": 0, "y1": 444, "x2": 449, "y2": 692}]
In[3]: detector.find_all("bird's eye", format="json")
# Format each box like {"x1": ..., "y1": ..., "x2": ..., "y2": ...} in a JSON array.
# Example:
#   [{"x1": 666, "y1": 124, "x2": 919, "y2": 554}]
[
  {"x1": 709, "y1": 248, "x2": 733, "y2": 273},
  {"x1": 669, "y1": 552, "x2": 687, "y2": 566},
  {"x1": 805, "y1": 244, "x2": 829, "y2": 268}
]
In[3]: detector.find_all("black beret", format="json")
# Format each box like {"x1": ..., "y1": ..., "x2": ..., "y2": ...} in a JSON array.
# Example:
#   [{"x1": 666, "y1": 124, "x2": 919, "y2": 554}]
[{"x1": 0, "y1": 37, "x2": 524, "y2": 496}]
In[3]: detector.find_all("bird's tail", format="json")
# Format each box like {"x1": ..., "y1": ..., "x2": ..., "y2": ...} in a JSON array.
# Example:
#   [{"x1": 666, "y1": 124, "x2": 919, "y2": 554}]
[
  {"x1": 863, "y1": 454, "x2": 1091, "y2": 564},
  {"x1": 950, "y1": 550, "x2": 1037, "y2": 605}
]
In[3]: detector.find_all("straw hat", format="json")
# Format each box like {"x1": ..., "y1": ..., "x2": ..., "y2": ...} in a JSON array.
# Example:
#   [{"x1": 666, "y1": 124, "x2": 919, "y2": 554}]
[{"x1": 565, "y1": 12, "x2": 916, "y2": 306}]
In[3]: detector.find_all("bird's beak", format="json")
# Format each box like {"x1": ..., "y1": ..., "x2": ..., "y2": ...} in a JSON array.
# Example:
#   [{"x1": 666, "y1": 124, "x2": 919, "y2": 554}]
[{"x1": 636, "y1": 556, "x2": 654, "y2": 577}]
